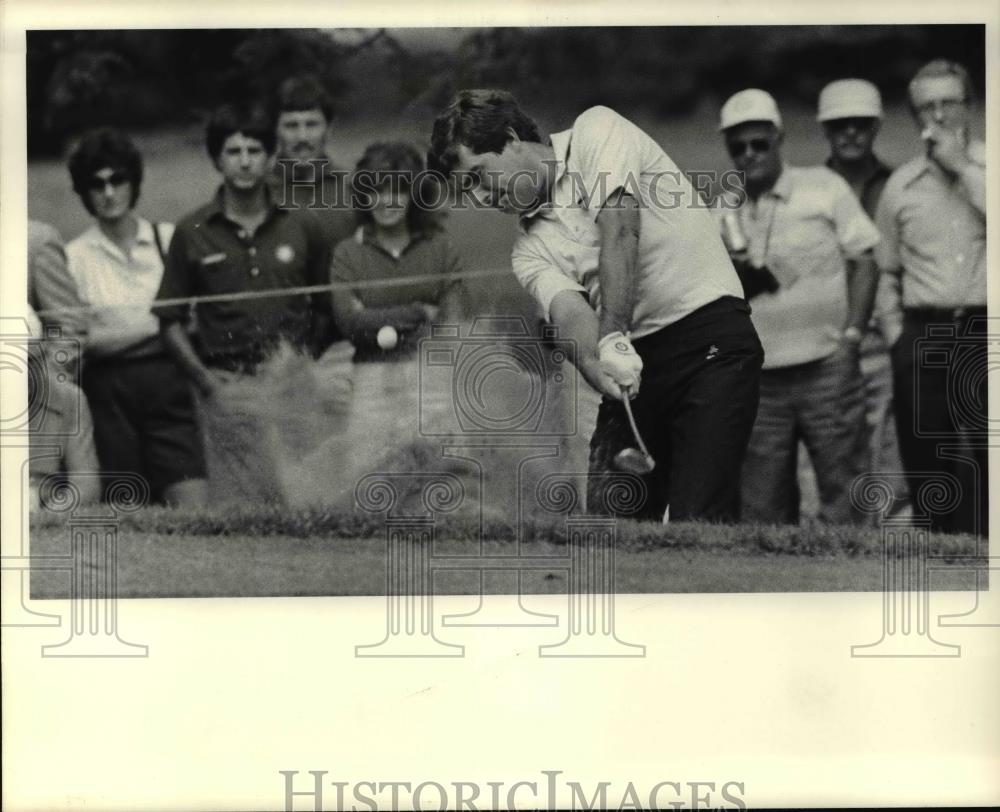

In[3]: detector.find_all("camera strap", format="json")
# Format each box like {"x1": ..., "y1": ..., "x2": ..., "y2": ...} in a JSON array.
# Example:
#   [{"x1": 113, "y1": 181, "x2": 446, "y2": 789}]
[{"x1": 152, "y1": 222, "x2": 167, "y2": 266}]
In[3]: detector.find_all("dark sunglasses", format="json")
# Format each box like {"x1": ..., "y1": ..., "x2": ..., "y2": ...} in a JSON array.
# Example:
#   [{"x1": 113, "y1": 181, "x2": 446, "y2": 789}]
[
  {"x1": 826, "y1": 117, "x2": 878, "y2": 132},
  {"x1": 727, "y1": 138, "x2": 772, "y2": 158},
  {"x1": 86, "y1": 171, "x2": 130, "y2": 191}
]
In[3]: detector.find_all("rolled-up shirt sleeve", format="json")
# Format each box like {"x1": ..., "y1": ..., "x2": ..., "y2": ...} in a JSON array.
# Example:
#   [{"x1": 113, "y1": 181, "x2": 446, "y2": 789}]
[
  {"x1": 152, "y1": 226, "x2": 193, "y2": 325},
  {"x1": 829, "y1": 175, "x2": 881, "y2": 259},
  {"x1": 511, "y1": 240, "x2": 587, "y2": 320}
]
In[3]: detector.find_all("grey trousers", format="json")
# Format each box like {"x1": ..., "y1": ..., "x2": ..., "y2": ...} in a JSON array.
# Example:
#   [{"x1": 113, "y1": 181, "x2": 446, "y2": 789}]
[{"x1": 741, "y1": 347, "x2": 869, "y2": 525}]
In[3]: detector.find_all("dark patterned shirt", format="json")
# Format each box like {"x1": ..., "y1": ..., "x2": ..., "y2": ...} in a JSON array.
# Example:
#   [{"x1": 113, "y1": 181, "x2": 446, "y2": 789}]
[{"x1": 154, "y1": 188, "x2": 331, "y2": 369}]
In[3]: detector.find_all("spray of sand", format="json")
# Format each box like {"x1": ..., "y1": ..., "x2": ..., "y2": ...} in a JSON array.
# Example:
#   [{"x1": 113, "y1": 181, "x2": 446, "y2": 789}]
[{"x1": 218, "y1": 335, "x2": 600, "y2": 522}]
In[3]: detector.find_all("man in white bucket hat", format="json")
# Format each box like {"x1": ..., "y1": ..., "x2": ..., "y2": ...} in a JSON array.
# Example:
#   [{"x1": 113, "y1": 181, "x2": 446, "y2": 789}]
[
  {"x1": 719, "y1": 88, "x2": 881, "y2": 525},
  {"x1": 817, "y1": 79, "x2": 891, "y2": 216},
  {"x1": 817, "y1": 78, "x2": 908, "y2": 521}
]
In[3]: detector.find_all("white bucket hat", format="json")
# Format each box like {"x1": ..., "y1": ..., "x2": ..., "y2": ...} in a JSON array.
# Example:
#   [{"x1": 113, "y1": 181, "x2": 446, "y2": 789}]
[
  {"x1": 817, "y1": 79, "x2": 883, "y2": 122},
  {"x1": 719, "y1": 88, "x2": 783, "y2": 131}
]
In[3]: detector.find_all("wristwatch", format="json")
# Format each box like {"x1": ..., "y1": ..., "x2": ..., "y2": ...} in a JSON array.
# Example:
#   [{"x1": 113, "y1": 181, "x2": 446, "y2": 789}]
[{"x1": 842, "y1": 326, "x2": 864, "y2": 345}]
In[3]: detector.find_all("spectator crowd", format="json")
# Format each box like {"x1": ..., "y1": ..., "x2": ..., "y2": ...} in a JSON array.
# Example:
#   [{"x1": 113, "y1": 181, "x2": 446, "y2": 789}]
[{"x1": 26, "y1": 61, "x2": 988, "y2": 536}]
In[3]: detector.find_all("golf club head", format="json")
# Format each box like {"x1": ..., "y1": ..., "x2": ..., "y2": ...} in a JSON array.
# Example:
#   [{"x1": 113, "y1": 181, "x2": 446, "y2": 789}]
[{"x1": 613, "y1": 447, "x2": 655, "y2": 475}]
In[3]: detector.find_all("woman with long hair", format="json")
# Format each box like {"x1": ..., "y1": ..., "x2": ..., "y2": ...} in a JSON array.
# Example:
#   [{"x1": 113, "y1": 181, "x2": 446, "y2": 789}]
[
  {"x1": 329, "y1": 141, "x2": 466, "y2": 480},
  {"x1": 331, "y1": 141, "x2": 464, "y2": 360}
]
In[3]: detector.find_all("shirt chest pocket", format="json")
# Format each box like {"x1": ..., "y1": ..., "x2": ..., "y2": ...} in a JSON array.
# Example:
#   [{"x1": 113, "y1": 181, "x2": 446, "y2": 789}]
[
  {"x1": 900, "y1": 187, "x2": 963, "y2": 246},
  {"x1": 198, "y1": 252, "x2": 245, "y2": 293},
  {"x1": 768, "y1": 207, "x2": 837, "y2": 284}
]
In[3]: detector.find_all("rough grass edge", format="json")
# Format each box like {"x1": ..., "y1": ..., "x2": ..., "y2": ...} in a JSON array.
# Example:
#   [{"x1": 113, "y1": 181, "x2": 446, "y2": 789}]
[{"x1": 29, "y1": 505, "x2": 982, "y2": 559}]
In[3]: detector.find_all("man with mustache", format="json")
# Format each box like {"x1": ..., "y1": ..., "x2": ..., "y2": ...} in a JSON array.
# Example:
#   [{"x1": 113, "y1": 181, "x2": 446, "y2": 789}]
[
  {"x1": 874, "y1": 60, "x2": 987, "y2": 535},
  {"x1": 272, "y1": 75, "x2": 355, "y2": 347},
  {"x1": 817, "y1": 78, "x2": 908, "y2": 520},
  {"x1": 719, "y1": 88, "x2": 880, "y2": 525}
]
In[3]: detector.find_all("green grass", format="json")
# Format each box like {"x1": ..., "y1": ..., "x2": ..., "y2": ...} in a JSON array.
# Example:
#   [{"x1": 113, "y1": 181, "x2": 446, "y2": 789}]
[{"x1": 30, "y1": 505, "x2": 984, "y2": 598}]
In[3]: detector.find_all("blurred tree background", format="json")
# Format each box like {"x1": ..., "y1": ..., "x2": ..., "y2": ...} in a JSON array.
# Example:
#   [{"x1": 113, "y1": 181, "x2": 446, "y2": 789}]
[{"x1": 27, "y1": 25, "x2": 985, "y2": 156}]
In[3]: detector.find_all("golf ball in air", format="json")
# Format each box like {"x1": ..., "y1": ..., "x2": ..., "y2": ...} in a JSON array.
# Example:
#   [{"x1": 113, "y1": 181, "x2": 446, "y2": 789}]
[{"x1": 376, "y1": 325, "x2": 398, "y2": 350}]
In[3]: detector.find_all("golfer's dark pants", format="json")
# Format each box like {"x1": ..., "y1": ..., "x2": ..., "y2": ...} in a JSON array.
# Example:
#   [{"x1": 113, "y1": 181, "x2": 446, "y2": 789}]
[
  {"x1": 81, "y1": 353, "x2": 205, "y2": 501},
  {"x1": 891, "y1": 308, "x2": 989, "y2": 536},
  {"x1": 587, "y1": 296, "x2": 763, "y2": 522}
]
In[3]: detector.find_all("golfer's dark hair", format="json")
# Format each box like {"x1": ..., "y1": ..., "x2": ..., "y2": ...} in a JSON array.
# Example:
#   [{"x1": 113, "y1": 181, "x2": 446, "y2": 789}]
[
  {"x1": 275, "y1": 74, "x2": 334, "y2": 121},
  {"x1": 351, "y1": 141, "x2": 442, "y2": 233},
  {"x1": 205, "y1": 103, "x2": 276, "y2": 161},
  {"x1": 908, "y1": 59, "x2": 975, "y2": 109},
  {"x1": 428, "y1": 89, "x2": 542, "y2": 175},
  {"x1": 68, "y1": 127, "x2": 143, "y2": 215}
]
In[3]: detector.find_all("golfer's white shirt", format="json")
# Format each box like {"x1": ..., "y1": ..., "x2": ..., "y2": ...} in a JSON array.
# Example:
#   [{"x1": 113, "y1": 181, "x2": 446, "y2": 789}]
[{"x1": 512, "y1": 106, "x2": 742, "y2": 338}]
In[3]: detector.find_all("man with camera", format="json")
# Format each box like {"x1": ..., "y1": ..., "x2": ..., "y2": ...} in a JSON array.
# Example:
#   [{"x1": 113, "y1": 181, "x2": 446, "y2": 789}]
[
  {"x1": 719, "y1": 89, "x2": 880, "y2": 525},
  {"x1": 874, "y1": 60, "x2": 987, "y2": 535},
  {"x1": 429, "y1": 90, "x2": 762, "y2": 523}
]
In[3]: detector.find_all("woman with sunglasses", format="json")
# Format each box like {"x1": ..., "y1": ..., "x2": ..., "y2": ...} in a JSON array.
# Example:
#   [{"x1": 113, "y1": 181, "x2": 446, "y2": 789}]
[{"x1": 66, "y1": 128, "x2": 206, "y2": 507}]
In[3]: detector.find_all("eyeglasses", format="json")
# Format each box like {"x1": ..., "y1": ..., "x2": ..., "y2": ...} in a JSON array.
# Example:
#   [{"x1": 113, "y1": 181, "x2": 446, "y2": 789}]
[
  {"x1": 727, "y1": 138, "x2": 772, "y2": 159},
  {"x1": 87, "y1": 171, "x2": 130, "y2": 192},
  {"x1": 914, "y1": 98, "x2": 966, "y2": 117}
]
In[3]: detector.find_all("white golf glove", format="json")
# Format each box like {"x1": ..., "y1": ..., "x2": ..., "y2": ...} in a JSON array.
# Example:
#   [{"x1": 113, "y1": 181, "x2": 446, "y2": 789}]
[{"x1": 597, "y1": 331, "x2": 643, "y2": 397}]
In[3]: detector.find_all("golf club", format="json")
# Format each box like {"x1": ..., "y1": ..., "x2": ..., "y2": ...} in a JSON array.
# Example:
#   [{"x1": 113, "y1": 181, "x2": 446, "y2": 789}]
[{"x1": 614, "y1": 387, "x2": 656, "y2": 474}]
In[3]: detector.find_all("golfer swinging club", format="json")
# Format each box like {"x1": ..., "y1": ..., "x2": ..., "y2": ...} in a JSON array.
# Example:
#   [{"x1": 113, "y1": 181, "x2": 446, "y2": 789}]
[{"x1": 429, "y1": 91, "x2": 763, "y2": 522}]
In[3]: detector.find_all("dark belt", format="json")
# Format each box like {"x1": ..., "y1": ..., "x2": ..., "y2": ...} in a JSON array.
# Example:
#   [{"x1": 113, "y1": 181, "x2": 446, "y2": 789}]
[
  {"x1": 904, "y1": 305, "x2": 987, "y2": 323},
  {"x1": 84, "y1": 334, "x2": 170, "y2": 367}
]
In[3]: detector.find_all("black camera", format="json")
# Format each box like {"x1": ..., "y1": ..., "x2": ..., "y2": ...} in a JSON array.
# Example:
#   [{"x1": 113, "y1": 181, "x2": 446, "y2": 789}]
[{"x1": 732, "y1": 258, "x2": 780, "y2": 300}]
